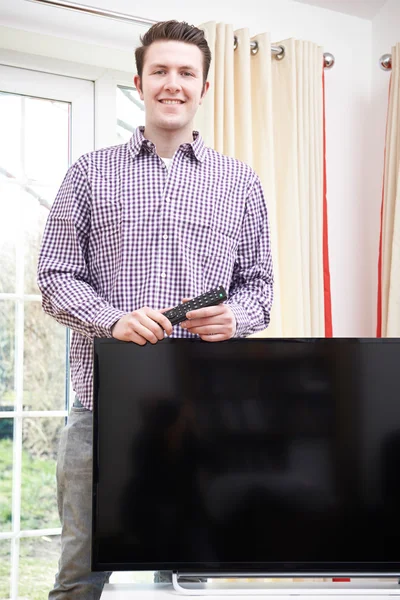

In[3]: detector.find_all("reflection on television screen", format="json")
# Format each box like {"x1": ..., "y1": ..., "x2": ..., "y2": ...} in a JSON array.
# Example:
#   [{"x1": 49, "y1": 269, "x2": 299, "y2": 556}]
[{"x1": 92, "y1": 338, "x2": 400, "y2": 575}]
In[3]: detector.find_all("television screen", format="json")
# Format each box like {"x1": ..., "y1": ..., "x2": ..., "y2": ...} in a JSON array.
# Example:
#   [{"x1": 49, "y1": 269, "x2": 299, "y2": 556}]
[{"x1": 92, "y1": 338, "x2": 400, "y2": 575}]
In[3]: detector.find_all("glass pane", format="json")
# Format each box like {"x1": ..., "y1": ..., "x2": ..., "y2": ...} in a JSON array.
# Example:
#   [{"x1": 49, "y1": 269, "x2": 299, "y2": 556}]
[
  {"x1": 0, "y1": 182, "x2": 18, "y2": 294},
  {"x1": 116, "y1": 85, "x2": 144, "y2": 143},
  {"x1": 22, "y1": 187, "x2": 53, "y2": 295},
  {"x1": 0, "y1": 424, "x2": 13, "y2": 533},
  {"x1": 21, "y1": 417, "x2": 64, "y2": 530},
  {"x1": 24, "y1": 302, "x2": 66, "y2": 412},
  {"x1": 24, "y1": 96, "x2": 69, "y2": 185},
  {"x1": 0, "y1": 300, "x2": 15, "y2": 409},
  {"x1": 0, "y1": 93, "x2": 70, "y2": 297},
  {"x1": 0, "y1": 92, "x2": 22, "y2": 179},
  {"x1": 0, "y1": 539, "x2": 11, "y2": 599},
  {"x1": 19, "y1": 535, "x2": 61, "y2": 599}
]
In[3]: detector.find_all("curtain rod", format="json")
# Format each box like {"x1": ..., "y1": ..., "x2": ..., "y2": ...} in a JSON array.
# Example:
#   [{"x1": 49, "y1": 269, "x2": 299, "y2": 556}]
[
  {"x1": 25, "y1": 0, "x2": 158, "y2": 27},
  {"x1": 25, "y1": 0, "x2": 334, "y2": 68}
]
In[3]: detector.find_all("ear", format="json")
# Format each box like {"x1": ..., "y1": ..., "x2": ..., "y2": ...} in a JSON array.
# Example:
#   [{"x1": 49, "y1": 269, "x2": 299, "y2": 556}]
[
  {"x1": 134, "y1": 75, "x2": 144, "y2": 100},
  {"x1": 199, "y1": 81, "x2": 210, "y2": 105}
]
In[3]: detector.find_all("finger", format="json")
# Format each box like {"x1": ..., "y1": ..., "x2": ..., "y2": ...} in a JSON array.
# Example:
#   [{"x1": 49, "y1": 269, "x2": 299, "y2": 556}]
[
  {"x1": 133, "y1": 311, "x2": 171, "y2": 341},
  {"x1": 160, "y1": 306, "x2": 174, "y2": 313},
  {"x1": 200, "y1": 333, "x2": 228, "y2": 342},
  {"x1": 158, "y1": 314, "x2": 174, "y2": 336},
  {"x1": 130, "y1": 320, "x2": 163, "y2": 344},
  {"x1": 142, "y1": 308, "x2": 173, "y2": 336},
  {"x1": 182, "y1": 324, "x2": 223, "y2": 336},
  {"x1": 181, "y1": 317, "x2": 225, "y2": 329},
  {"x1": 128, "y1": 331, "x2": 149, "y2": 346},
  {"x1": 185, "y1": 305, "x2": 225, "y2": 320},
  {"x1": 159, "y1": 308, "x2": 174, "y2": 334}
]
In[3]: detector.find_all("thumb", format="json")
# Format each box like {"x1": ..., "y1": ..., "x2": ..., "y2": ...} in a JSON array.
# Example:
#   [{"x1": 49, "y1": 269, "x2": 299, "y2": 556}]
[{"x1": 160, "y1": 306, "x2": 174, "y2": 313}]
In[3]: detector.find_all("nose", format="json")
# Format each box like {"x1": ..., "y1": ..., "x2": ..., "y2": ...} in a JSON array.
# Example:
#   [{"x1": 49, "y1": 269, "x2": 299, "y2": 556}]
[{"x1": 164, "y1": 75, "x2": 181, "y2": 94}]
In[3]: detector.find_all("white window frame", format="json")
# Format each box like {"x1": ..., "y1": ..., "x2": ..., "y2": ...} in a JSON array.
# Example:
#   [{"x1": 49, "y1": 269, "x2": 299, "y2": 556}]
[
  {"x1": 95, "y1": 69, "x2": 137, "y2": 149},
  {"x1": 0, "y1": 62, "x2": 95, "y2": 600},
  {"x1": 0, "y1": 47, "x2": 135, "y2": 148}
]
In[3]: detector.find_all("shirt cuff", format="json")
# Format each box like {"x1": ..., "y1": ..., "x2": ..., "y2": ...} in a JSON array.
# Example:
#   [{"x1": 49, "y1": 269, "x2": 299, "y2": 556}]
[
  {"x1": 226, "y1": 302, "x2": 249, "y2": 338},
  {"x1": 93, "y1": 305, "x2": 126, "y2": 338}
]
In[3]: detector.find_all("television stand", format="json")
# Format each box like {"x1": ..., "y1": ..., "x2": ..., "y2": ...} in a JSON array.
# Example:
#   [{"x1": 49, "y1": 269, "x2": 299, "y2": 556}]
[{"x1": 172, "y1": 573, "x2": 400, "y2": 596}]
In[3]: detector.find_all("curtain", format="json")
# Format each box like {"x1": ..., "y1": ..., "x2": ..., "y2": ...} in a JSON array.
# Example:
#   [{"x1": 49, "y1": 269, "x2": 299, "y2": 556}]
[
  {"x1": 377, "y1": 43, "x2": 400, "y2": 337},
  {"x1": 194, "y1": 22, "x2": 332, "y2": 337}
]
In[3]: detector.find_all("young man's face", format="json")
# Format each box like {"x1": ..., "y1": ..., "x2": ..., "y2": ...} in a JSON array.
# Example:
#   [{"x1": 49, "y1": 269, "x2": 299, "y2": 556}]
[{"x1": 134, "y1": 40, "x2": 209, "y2": 136}]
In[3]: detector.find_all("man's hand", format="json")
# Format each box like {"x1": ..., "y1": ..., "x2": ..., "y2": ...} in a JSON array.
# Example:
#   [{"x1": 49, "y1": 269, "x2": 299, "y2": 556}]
[
  {"x1": 111, "y1": 307, "x2": 173, "y2": 345},
  {"x1": 180, "y1": 298, "x2": 236, "y2": 342}
]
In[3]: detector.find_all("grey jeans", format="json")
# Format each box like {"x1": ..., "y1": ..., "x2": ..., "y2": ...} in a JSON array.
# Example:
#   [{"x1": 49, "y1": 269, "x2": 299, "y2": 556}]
[
  {"x1": 48, "y1": 401, "x2": 174, "y2": 598},
  {"x1": 48, "y1": 404, "x2": 112, "y2": 599}
]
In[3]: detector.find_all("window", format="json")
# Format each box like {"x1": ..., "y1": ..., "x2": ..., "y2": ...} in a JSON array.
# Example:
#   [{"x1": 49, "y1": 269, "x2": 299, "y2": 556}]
[
  {"x1": 116, "y1": 85, "x2": 144, "y2": 143},
  {"x1": 0, "y1": 65, "x2": 93, "y2": 600}
]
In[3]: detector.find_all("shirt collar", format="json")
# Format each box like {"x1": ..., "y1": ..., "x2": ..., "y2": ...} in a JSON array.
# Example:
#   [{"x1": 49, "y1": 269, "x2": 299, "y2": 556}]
[{"x1": 128, "y1": 126, "x2": 207, "y2": 163}]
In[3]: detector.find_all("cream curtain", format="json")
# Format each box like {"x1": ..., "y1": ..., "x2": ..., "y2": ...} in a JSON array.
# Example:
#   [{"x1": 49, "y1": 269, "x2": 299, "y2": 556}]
[
  {"x1": 195, "y1": 22, "x2": 330, "y2": 337},
  {"x1": 377, "y1": 43, "x2": 400, "y2": 337}
]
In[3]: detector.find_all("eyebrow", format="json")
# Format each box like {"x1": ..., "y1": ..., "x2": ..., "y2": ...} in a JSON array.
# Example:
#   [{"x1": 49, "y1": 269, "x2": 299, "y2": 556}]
[{"x1": 148, "y1": 63, "x2": 200, "y2": 73}]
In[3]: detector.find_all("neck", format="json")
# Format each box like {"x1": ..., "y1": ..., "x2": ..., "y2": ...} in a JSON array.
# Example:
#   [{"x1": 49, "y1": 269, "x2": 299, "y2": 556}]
[{"x1": 143, "y1": 124, "x2": 194, "y2": 158}]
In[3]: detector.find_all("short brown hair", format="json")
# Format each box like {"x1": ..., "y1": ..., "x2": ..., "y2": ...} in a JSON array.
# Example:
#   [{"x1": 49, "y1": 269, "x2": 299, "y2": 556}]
[{"x1": 135, "y1": 20, "x2": 211, "y2": 85}]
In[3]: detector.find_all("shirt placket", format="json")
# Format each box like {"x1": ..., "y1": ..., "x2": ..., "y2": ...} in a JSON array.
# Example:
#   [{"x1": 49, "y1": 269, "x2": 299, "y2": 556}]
[{"x1": 157, "y1": 154, "x2": 174, "y2": 310}]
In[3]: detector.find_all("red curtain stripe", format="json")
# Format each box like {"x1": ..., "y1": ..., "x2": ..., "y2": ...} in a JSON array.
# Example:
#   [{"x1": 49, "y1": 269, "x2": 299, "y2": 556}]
[
  {"x1": 322, "y1": 70, "x2": 333, "y2": 337},
  {"x1": 376, "y1": 76, "x2": 392, "y2": 338}
]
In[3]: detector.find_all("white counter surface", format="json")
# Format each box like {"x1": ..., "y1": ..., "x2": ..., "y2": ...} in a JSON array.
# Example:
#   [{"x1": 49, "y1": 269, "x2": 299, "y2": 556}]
[{"x1": 102, "y1": 581, "x2": 400, "y2": 599}]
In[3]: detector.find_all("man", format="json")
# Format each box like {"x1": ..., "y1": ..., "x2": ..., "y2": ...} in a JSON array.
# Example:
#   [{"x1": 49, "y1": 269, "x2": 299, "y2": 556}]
[{"x1": 38, "y1": 20, "x2": 273, "y2": 599}]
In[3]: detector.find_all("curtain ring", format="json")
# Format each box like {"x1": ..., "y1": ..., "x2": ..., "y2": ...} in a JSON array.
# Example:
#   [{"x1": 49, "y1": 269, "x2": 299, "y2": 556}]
[
  {"x1": 274, "y1": 45, "x2": 285, "y2": 61},
  {"x1": 323, "y1": 52, "x2": 335, "y2": 69},
  {"x1": 379, "y1": 53, "x2": 392, "y2": 71},
  {"x1": 250, "y1": 40, "x2": 259, "y2": 55}
]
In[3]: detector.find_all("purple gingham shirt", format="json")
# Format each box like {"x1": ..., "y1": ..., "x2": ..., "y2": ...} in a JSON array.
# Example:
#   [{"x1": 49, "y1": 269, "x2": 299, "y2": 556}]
[{"x1": 37, "y1": 127, "x2": 273, "y2": 410}]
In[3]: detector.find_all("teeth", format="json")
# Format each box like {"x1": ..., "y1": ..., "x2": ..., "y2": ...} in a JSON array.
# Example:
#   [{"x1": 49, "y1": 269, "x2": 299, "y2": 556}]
[{"x1": 161, "y1": 100, "x2": 182, "y2": 104}]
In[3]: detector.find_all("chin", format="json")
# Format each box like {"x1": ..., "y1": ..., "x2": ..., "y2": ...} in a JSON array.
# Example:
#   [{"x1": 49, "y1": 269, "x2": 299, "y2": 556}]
[{"x1": 158, "y1": 119, "x2": 187, "y2": 131}]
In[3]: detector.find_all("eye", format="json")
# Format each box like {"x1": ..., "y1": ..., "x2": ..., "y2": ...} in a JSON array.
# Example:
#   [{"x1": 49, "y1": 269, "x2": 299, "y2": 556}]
[
  {"x1": 153, "y1": 70, "x2": 166, "y2": 75},
  {"x1": 182, "y1": 72, "x2": 194, "y2": 77}
]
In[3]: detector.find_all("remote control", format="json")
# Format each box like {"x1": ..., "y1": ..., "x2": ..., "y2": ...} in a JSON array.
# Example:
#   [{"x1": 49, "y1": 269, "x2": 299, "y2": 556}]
[{"x1": 163, "y1": 285, "x2": 227, "y2": 326}]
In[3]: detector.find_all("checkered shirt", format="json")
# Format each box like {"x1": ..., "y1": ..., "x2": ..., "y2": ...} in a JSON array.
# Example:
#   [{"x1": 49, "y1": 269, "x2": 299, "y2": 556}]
[{"x1": 37, "y1": 127, "x2": 273, "y2": 409}]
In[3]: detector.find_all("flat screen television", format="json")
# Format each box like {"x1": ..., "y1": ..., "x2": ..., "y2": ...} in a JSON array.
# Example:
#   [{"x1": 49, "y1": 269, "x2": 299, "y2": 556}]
[{"x1": 92, "y1": 338, "x2": 400, "y2": 576}]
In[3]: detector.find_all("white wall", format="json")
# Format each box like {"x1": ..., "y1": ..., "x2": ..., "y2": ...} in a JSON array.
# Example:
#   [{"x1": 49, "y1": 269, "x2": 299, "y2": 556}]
[
  {"x1": 0, "y1": 0, "x2": 375, "y2": 336},
  {"x1": 369, "y1": 0, "x2": 400, "y2": 336}
]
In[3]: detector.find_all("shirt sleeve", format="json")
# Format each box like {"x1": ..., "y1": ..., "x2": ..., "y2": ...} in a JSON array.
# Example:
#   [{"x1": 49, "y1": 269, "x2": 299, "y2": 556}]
[
  {"x1": 226, "y1": 172, "x2": 274, "y2": 337},
  {"x1": 37, "y1": 159, "x2": 125, "y2": 339}
]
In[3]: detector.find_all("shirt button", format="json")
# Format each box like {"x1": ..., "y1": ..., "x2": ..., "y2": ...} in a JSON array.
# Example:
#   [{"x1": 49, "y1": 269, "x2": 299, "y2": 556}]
[
  {"x1": 165, "y1": 197, "x2": 170, "y2": 202},
  {"x1": 161, "y1": 272, "x2": 166, "y2": 278},
  {"x1": 163, "y1": 234, "x2": 168, "y2": 240}
]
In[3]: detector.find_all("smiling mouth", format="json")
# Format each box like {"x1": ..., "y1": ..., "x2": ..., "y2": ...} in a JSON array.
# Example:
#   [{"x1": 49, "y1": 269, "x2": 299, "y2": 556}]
[{"x1": 159, "y1": 100, "x2": 184, "y2": 105}]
